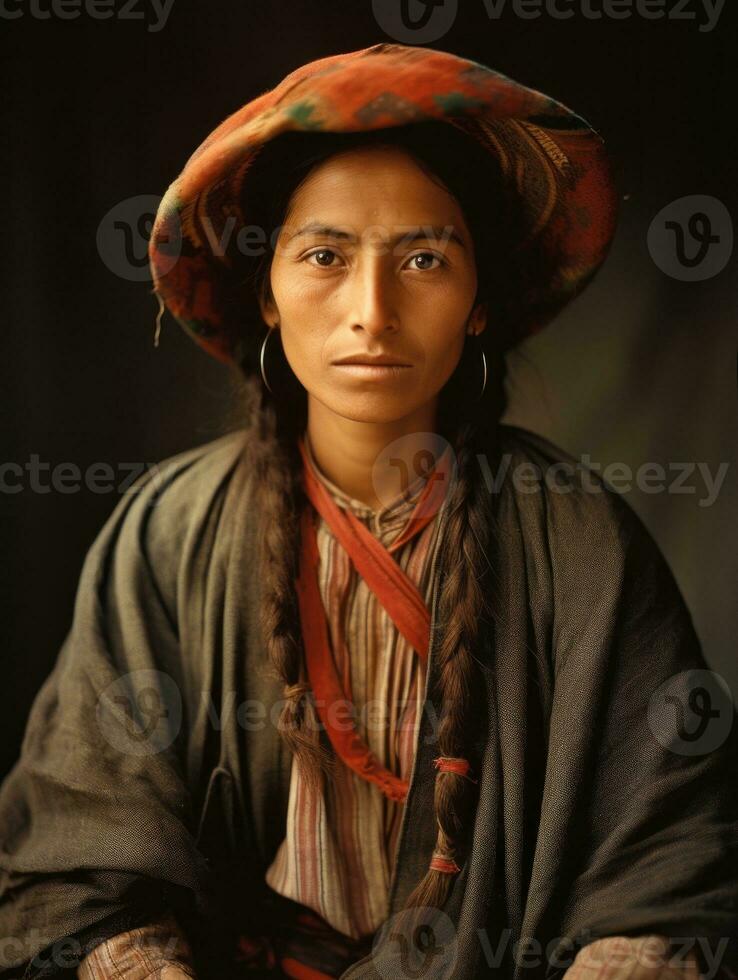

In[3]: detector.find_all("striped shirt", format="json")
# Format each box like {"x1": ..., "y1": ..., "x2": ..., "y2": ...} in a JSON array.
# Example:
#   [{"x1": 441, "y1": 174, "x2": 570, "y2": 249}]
[{"x1": 264, "y1": 434, "x2": 449, "y2": 940}]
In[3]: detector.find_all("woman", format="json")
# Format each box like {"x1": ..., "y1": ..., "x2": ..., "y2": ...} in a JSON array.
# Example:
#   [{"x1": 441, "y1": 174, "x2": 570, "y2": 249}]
[{"x1": 0, "y1": 43, "x2": 735, "y2": 980}]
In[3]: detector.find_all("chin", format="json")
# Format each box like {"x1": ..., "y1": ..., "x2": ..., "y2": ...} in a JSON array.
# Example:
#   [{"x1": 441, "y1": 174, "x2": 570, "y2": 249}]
[{"x1": 326, "y1": 394, "x2": 420, "y2": 426}]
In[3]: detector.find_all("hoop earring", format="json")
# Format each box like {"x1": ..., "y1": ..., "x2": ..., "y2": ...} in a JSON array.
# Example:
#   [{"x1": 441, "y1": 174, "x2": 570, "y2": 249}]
[
  {"x1": 468, "y1": 332, "x2": 487, "y2": 400},
  {"x1": 260, "y1": 327, "x2": 276, "y2": 393}
]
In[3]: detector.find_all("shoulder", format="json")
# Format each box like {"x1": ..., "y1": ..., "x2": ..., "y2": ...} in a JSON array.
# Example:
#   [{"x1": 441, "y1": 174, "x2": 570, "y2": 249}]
[
  {"x1": 494, "y1": 422, "x2": 644, "y2": 548},
  {"x1": 82, "y1": 428, "x2": 251, "y2": 614},
  {"x1": 100, "y1": 427, "x2": 249, "y2": 541},
  {"x1": 141, "y1": 428, "x2": 250, "y2": 541},
  {"x1": 492, "y1": 425, "x2": 698, "y2": 671}
]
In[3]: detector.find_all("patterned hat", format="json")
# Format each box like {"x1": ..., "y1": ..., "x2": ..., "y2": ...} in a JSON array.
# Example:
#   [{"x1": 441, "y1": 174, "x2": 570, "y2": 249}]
[{"x1": 148, "y1": 42, "x2": 618, "y2": 365}]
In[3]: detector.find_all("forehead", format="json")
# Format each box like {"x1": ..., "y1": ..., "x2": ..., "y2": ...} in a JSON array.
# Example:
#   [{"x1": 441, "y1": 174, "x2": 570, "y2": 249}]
[
  {"x1": 284, "y1": 144, "x2": 467, "y2": 225},
  {"x1": 292, "y1": 144, "x2": 458, "y2": 212}
]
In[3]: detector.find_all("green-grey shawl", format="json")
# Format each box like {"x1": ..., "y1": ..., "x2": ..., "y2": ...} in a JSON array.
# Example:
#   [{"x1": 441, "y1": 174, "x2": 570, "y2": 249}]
[{"x1": 0, "y1": 425, "x2": 735, "y2": 980}]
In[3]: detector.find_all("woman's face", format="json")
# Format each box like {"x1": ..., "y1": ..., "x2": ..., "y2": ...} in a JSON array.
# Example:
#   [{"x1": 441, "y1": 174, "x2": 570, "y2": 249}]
[{"x1": 260, "y1": 144, "x2": 487, "y2": 425}]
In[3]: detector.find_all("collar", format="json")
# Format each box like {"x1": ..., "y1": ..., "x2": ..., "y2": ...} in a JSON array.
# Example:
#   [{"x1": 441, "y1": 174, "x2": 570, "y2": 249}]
[{"x1": 301, "y1": 431, "x2": 432, "y2": 543}]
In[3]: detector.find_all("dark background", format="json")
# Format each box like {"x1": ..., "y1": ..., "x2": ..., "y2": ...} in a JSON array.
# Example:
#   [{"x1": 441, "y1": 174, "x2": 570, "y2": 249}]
[{"x1": 2, "y1": 0, "x2": 736, "y2": 779}]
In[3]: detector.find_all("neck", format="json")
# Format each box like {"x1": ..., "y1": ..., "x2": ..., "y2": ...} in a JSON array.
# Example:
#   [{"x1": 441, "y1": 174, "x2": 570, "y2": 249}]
[{"x1": 305, "y1": 397, "x2": 444, "y2": 511}]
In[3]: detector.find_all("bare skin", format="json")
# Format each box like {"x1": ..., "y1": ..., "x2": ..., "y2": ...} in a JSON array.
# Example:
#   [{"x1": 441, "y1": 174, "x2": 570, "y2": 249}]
[{"x1": 259, "y1": 143, "x2": 487, "y2": 510}]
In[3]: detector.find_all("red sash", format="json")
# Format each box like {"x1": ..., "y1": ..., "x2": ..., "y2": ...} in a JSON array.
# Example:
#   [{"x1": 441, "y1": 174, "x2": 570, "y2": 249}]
[{"x1": 295, "y1": 436, "x2": 451, "y2": 803}]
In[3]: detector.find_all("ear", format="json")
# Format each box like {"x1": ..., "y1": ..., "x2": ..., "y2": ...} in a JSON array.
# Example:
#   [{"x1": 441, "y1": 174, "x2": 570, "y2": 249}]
[
  {"x1": 258, "y1": 283, "x2": 278, "y2": 326},
  {"x1": 259, "y1": 298, "x2": 277, "y2": 326},
  {"x1": 467, "y1": 300, "x2": 488, "y2": 337}
]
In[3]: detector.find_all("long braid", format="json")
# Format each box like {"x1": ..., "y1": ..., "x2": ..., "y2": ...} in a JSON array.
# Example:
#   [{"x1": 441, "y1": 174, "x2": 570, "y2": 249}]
[
  {"x1": 401, "y1": 417, "x2": 494, "y2": 912},
  {"x1": 238, "y1": 371, "x2": 336, "y2": 796}
]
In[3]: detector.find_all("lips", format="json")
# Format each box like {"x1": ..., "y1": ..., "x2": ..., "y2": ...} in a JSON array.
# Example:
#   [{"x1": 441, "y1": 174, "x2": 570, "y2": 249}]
[{"x1": 332, "y1": 354, "x2": 412, "y2": 366}]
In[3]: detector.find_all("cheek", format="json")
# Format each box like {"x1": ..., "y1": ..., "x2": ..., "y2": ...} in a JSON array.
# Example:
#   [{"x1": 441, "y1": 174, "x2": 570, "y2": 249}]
[
  {"x1": 427, "y1": 331, "x2": 466, "y2": 387},
  {"x1": 279, "y1": 326, "x2": 328, "y2": 385},
  {"x1": 420, "y1": 305, "x2": 468, "y2": 374}
]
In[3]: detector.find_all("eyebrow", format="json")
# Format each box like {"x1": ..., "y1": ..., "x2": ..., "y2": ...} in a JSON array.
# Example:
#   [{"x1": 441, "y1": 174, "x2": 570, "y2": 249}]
[{"x1": 290, "y1": 222, "x2": 467, "y2": 250}]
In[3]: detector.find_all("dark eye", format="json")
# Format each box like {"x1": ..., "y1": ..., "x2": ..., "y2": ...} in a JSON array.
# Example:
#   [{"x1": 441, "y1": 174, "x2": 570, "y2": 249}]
[
  {"x1": 408, "y1": 252, "x2": 442, "y2": 271},
  {"x1": 306, "y1": 249, "x2": 339, "y2": 267}
]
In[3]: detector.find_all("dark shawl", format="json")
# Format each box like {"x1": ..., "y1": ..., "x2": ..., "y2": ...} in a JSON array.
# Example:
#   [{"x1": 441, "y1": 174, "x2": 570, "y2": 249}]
[{"x1": 0, "y1": 424, "x2": 736, "y2": 980}]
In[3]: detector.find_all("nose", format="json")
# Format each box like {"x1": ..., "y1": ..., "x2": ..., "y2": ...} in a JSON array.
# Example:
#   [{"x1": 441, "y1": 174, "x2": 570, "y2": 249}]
[{"x1": 348, "y1": 255, "x2": 399, "y2": 338}]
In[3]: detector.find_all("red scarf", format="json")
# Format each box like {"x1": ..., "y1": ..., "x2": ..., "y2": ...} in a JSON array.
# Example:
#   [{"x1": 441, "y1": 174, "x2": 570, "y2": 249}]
[{"x1": 295, "y1": 436, "x2": 451, "y2": 803}]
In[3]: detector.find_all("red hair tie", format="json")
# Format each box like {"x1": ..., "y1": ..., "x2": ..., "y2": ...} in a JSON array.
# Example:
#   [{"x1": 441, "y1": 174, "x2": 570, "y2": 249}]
[
  {"x1": 429, "y1": 852, "x2": 462, "y2": 874},
  {"x1": 432, "y1": 756, "x2": 478, "y2": 784}
]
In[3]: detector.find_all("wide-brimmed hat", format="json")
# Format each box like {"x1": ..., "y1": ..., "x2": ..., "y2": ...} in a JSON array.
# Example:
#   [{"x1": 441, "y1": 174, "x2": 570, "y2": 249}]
[{"x1": 148, "y1": 42, "x2": 618, "y2": 365}]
